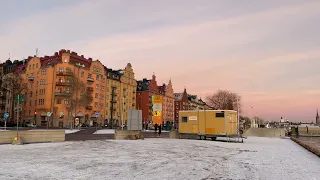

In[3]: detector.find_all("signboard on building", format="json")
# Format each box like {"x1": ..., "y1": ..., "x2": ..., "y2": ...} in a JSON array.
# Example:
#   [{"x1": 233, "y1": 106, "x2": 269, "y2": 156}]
[
  {"x1": 189, "y1": 116, "x2": 197, "y2": 120},
  {"x1": 152, "y1": 95, "x2": 162, "y2": 125},
  {"x1": 127, "y1": 110, "x2": 142, "y2": 130}
]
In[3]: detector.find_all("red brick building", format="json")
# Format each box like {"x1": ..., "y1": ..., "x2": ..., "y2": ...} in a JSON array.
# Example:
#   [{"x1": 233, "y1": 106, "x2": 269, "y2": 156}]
[
  {"x1": 136, "y1": 74, "x2": 160, "y2": 123},
  {"x1": 174, "y1": 88, "x2": 189, "y2": 122}
]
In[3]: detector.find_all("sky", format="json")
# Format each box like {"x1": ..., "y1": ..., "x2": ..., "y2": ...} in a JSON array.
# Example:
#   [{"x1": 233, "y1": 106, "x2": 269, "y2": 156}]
[{"x1": 1, "y1": 0, "x2": 320, "y2": 122}]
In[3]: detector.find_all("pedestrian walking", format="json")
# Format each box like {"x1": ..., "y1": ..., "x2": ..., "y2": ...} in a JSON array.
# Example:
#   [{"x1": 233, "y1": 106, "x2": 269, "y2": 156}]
[
  {"x1": 158, "y1": 125, "x2": 162, "y2": 137},
  {"x1": 154, "y1": 123, "x2": 158, "y2": 132}
]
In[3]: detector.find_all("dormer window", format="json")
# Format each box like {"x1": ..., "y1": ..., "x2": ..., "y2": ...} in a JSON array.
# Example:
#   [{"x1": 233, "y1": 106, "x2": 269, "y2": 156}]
[{"x1": 64, "y1": 58, "x2": 68, "y2": 63}]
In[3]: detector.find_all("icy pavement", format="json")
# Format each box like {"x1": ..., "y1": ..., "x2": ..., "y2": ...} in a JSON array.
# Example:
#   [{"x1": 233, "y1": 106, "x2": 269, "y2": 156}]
[{"x1": 0, "y1": 137, "x2": 319, "y2": 180}]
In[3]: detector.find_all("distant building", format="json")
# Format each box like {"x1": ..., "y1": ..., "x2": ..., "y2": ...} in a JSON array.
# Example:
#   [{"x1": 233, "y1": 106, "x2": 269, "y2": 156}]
[
  {"x1": 174, "y1": 88, "x2": 189, "y2": 123},
  {"x1": 316, "y1": 109, "x2": 319, "y2": 125}
]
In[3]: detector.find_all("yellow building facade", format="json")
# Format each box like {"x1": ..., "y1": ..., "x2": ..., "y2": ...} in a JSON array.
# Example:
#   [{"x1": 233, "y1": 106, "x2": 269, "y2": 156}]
[{"x1": 105, "y1": 63, "x2": 137, "y2": 127}]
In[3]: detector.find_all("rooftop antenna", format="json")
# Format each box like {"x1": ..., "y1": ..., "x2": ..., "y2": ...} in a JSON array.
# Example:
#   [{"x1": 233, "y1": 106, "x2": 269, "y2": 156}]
[
  {"x1": 36, "y1": 48, "x2": 38, "y2": 57},
  {"x1": 8, "y1": 53, "x2": 11, "y2": 60}
]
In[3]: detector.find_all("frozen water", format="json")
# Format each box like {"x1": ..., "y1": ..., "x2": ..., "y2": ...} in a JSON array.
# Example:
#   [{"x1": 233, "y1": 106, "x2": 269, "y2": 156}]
[{"x1": 0, "y1": 137, "x2": 319, "y2": 180}]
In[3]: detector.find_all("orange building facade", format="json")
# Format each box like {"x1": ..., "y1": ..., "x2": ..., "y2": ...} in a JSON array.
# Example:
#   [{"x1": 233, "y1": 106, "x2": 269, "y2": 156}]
[{"x1": 19, "y1": 50, "x2": 106, "y2": 128}]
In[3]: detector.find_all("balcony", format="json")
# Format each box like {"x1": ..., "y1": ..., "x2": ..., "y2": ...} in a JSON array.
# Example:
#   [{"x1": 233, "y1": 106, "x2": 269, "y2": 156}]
[
  {"x1": 56, "y1": 71, "x2": 73, "y2": 76},
  {"x1": 56, "y1": 82, "x2": 71, "y2": 86},
  {"x1": 54, "y1": 91, "x2": 72, "y2": 96},
  {"x1": 86, "y1": 106, "x2": 92, "y2": 110},
  {"x1": 87, "y1": 87, "x2": 94, "y2": 91},
  {"x1": 87, "y1": 77, "x2": 94, "y2": 82},
  {"x1": 28, "y1": 76, "x2": 34, "y2": 81}
]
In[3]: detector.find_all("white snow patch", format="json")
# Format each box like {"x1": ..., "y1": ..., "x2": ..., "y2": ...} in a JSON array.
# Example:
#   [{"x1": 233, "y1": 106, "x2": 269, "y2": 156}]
[
  {"x1": 93, "y1": 129, "x2": 115, "y2": 134},
  {"x1": 64, "y1": 129, "x2": 80, "y2": 134},
  {"x1": 27, "y1": 129, "x2": 79, "y2": 134},
  {"x1": 0, "y1": 137, "x2": 319, "y2": 180}
]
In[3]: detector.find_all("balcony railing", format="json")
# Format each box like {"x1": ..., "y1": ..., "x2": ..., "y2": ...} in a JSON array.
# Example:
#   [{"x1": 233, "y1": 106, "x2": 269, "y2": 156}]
[
  {"x1": 56, "y1": 82, "x2": 71, "y2": 86},
  {"x1": 28, "y1": 76, "x2": 34, "y2": 81},
  {"x1": 56, "y1": 71, "x2": 73, "y2": 76},
  {"x1": 54, "y1": 91, "x2": 72, "y2": 96},
  {"x1": 87, "y1": 77, "x2": 94, "y2": 82}
]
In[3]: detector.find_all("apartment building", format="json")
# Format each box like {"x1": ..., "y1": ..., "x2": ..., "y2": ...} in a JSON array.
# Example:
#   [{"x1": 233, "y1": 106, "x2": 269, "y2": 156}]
[
  {"x1": 8, "y1": 49, "x2": 106, "y2": 128},
  {"x1": 174, "y1": 88, "x2": 189, "y2": 122},
  {"x1": 158, "y1": 80, "x2": 175, "y2": 123},
  {"x1": 136, "y1": 74, "x2": 161, "y2": 123},
  {"x1": 105, "y1": 63, "x2": 137, "y2": 127}
]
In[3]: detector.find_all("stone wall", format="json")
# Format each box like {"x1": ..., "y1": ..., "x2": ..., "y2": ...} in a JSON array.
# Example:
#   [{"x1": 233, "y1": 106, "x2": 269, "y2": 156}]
[
  {"x1": 244, "y1": 128, "x2": 285, "y2": 138},
  {"x1": 0, "y1": 130, "x2": 65, "y2": 144}
]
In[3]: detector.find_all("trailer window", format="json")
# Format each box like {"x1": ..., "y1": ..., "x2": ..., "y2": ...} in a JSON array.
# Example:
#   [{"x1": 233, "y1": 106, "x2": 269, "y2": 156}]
[
  {"x1": 181, "y1": 116, "x2": 188, "y2": 122},
  {"x1": 216, "y1": 113, "x2": 225, "y2": 118}
]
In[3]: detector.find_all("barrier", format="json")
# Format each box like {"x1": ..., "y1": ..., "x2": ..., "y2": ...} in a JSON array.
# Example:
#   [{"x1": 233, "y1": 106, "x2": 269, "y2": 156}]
[
  {"x1": 0, "y1": 130, "x2": 65, "y2": 144},
  {"x1": 169, "y1": 130, "x2": 179, "y2": 139},
  {"x1": 244, "y1": 128, "x2": 285, "y2": 138},
  {"x1": 114, "y1": 130, "x2": 141, "y2": 140}
]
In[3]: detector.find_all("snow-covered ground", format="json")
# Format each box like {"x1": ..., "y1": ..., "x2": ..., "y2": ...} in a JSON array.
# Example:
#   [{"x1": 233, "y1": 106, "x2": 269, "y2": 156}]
[
  {"x1": 27, "y1": 129, "x2": 79, "y2": 134},
  {"x1": 0, "y1": 137, "x2": 319, "y2": 180},
  {"x1": 93, "y1": 129, "x2": 115, "y2": 134}
]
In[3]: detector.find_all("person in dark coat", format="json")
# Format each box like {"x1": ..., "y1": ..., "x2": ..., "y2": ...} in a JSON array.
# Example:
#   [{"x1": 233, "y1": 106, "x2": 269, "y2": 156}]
[
  {"x1": 158, "y1": 125, "x2": 162, "y2": 136},
  {"x1": 154, "y1": 123, "x2": 158, "y2": 132}
]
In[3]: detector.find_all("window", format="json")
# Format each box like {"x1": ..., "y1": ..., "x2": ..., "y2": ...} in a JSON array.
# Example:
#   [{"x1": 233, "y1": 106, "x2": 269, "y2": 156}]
[
  {"x1": 59, "y1": 67, "x2": 64, "y2": 72},
  {"x1": 29, "y1": 100, "x2": 32, "y2": 106},
  {"x1": 96, "y1": 74, "x2": 99, "y2": 80},
  {"x1": 66, "y1": 78, "x2": 70, "y2": 84},
  {"x1": 41, "y1": 69, "x2": 47, "y2": 75},
  {"x1": 35, "y1": 100, "x2": 37, "y2": 106},
  {"x1": 181, "y1": 116, "x2": 188, "y2": 122},
  {"x1": 36, "y1": 63, "x2": 38, "y2": 68},
  {"x1": 96, "y1": 84, "x2": 99, "y2": 89},
  {"x1": 81, "y1": 71, "x2": 84, "y2": 77},
  {"x1": 216, "y1": 112, "x2": 225, "y2": 118},
  {"x1": 95, "y1": 93, "x2": 98, "y2": 98},
  {"x1": 64, "y1": 100, "x2": 68, "y2": 104},
  {"x1": 57, "y1": 99, "x2": 61, "y2": 104},
  {"x1": 94, "y1": 102, "x2": 98, "y2": 107},
  {"x1": 33, "y1": 64, "x2": 35, "y2": 69}
]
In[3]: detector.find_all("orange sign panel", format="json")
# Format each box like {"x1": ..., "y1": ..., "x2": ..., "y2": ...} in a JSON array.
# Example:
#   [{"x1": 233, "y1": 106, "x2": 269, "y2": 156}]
[
  {"x1": 153, "y1": 116, "x2": 162, "y2": 125},
  {"x1": 152, "y1": 95, "x2": 162, "y2": 104}
]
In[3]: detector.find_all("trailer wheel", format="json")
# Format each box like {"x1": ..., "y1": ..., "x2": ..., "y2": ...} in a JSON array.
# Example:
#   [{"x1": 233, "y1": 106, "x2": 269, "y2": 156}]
[
  {"x1": 203, "y1": 136, "x2": 206, "y2": 140},
  {"x1": 211, "y1": 137, "x2": 216, "y2": 141}
]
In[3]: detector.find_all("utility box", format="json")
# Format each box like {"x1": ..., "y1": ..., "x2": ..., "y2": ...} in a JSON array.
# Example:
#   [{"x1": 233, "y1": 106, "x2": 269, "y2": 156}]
[
  {"x1": 127, "y1": 110, "x2": 142, "y2": 130},
  {"x1": 179, "y1": 110, "x2": 239, "y2": 139}
]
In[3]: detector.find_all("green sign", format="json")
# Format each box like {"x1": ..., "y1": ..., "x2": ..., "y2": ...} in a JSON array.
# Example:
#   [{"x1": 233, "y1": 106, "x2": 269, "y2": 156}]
[{"x1": 15, "y1": 94, "x2": 25, "y2": 104}]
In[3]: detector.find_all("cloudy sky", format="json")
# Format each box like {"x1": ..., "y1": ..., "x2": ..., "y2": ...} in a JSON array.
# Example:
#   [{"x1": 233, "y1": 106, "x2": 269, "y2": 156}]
[{"x1": 1, "y1": 0, "x2": 320, "y2": 122}]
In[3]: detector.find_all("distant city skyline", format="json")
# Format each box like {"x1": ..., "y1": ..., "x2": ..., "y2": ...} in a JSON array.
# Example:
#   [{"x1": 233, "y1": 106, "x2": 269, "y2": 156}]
[{"x1": 1, "y1": 0, "x2": 320, "y2": 122}]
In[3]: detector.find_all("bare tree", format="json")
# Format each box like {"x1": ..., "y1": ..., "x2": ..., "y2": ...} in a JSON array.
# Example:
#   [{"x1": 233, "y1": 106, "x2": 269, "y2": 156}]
[
  {"x1": 1, "y1": 73, "x2": 28, "y2": 122},
  {"x1": 206, "y1": 90, "x2": 241, "y2": 113},
  {"x1": 64, "y1": 75, "x2": 93, "y2": 127}
]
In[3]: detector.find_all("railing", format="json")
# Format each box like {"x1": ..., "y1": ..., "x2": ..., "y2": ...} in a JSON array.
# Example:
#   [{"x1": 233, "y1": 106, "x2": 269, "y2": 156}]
[
  {"x1": 56, "y1": 71, "x2": 73, "y2": 76},
  {"x1": 87, "y1": 77, "x2": 94, "y2": 82},
  {"x1": 86, "y1": 106, "x2": 93, "y2": 110},
  {"x1": 28, "y1": 76, "x2": 34, "y2": 80},
  {"x1": 54, "y1": 92, "x2": 72, "y2": 96},
  {"x1": 56, "y1": 82, "x2": 71, "y2": 86}
]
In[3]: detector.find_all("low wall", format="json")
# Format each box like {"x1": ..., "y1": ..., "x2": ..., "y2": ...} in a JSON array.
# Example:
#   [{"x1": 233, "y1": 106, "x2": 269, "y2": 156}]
[
  {"x1": 169, "y1": 130, "x2": 179, "y2": 139},
  {"x1": 0, "y1": 130, "x2": 65, "y2": 144},
  {"x1": 291, "y1": 137, "x2": 320, "y2": 157},
  {"x1": 114, "y1": 130, "x2": 140, "y2": 140},
  {"x1": 244, "y1": 128, "x2": 285, "y2": 138},
  {"x1": 296, "y1": 127, "x2": 320, "y2": 136}
]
